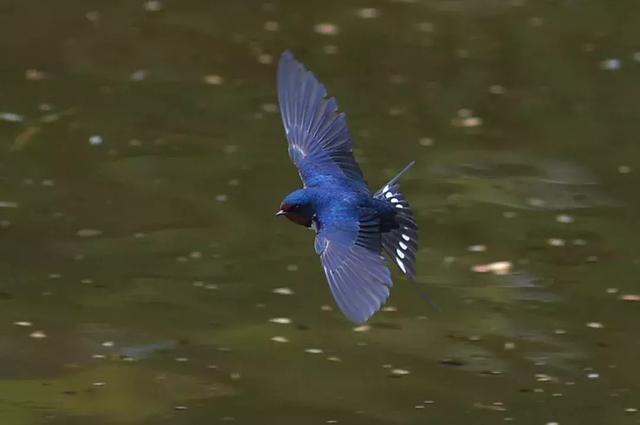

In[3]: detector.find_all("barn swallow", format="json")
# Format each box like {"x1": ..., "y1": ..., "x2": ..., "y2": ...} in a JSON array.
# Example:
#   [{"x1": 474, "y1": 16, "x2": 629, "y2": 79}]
[{"x1": 276, "y1": 51, "x2": 418, "y2": 323}]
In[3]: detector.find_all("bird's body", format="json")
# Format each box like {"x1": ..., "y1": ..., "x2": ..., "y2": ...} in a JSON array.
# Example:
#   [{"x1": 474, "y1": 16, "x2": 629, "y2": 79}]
[{"x1": 276, "y1": 51, "x2": 419, "y2": 323}]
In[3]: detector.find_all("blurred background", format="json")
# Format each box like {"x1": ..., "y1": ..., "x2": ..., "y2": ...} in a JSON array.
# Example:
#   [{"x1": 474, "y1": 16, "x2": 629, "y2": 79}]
[{"x1": 0, "y1": 0, "x2": 639, "y2": 424}]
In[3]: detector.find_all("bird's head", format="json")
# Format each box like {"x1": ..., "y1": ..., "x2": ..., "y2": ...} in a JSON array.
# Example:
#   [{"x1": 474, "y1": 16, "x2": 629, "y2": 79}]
[{"x1": 276, "y1": 189, "x2": 314, "y2": 227}]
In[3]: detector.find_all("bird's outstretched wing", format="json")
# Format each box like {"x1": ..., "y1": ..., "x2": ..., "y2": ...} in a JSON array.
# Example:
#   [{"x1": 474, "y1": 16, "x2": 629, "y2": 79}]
[
  {"x1": 314, "y1": 214, "x2": 392, "y2": 323},
  {"x1": 277, "y1": 50, "x2": 369, "y2": 192}
]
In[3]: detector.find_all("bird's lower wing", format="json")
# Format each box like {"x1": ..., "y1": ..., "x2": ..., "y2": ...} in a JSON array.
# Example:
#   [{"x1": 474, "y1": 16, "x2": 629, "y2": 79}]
[{"x1": 315, "y1": 217, "x2": 392, "y2": 323}]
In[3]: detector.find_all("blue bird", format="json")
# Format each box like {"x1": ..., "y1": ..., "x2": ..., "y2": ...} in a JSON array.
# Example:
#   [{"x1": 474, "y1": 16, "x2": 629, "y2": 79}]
[{"x1": 275, "y1": 51, "x2": 419, "y2": 323}]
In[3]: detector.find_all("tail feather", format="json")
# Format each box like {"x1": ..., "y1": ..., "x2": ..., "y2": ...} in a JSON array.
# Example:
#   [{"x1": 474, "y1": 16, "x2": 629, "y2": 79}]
[{"x1": 374, "y1": 162, "x2": 419, "y2": 280}]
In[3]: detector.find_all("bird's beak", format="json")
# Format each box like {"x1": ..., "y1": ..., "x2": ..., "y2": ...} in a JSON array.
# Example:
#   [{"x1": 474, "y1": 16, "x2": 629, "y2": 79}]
[{"x1": 275, "y1": 209, "x2": 286, "y2": 216}]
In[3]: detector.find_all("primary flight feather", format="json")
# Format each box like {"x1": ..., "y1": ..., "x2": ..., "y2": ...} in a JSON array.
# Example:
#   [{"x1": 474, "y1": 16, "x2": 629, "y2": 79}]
[{"x1": 275, "y1": 50, "x2": 419, "y2": 323}]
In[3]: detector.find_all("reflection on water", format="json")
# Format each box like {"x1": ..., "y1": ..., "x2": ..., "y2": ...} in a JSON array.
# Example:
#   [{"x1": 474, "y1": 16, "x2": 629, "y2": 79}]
[{"x1": 1, "y1": 0, "x2": 639, "y2": 424}]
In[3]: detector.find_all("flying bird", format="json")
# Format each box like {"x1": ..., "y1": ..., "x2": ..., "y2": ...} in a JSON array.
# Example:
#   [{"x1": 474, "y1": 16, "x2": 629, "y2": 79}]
[{"x1": 275, "y1": 51, "x2": 419, "y2": 323}]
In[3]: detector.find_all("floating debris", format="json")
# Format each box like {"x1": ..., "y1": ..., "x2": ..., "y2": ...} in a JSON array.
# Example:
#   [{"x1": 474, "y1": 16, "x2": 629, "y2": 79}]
[
  {"x1": 270, "y1": 336, "x2": 289, "y2": 343},
  {"x1": 352, "y1": 325, "x2": 371, "y2": 332},
  {"x1": 326, "y1": 356, "x2": 342, "y2": 362},
  {"x1": 13, "y1": 321, "x2": 33, "y2": 327},
  {"x1": 356, "y1": 8, "x2": 379, "y2": 19},
  {"x1": 203, "y1": 74, "x2": 224, "y2": 85},
  {"x1": 215, "y1": 194, "x2": 228, "y2": 202},
  {"x1": 272, "y1": 287, "x2": 295, "y2": 295},
  {"x1": 618, "y1": 165, "x2": 632, "y2": 174},
  {"x1": 556, "y1": 214, "x2": 574, "y2": 224},
  {"x1": 88, "y1": 135, "x2": 103, "y2": 146},
  {"x1": 25, "y1": 69, "x2": 47, "y2": 80},
  {"x1": 472, "y1": 261, "x2": 512, "y2": 275},
  {"x1": 264, "y1": 21, "x2": 279, "y2": 31},
  {"x1": 77, "y1": 228, "x2": 103, "y2": 237},
  {"x1": 269, "y1": 317, "x2": 292, "y2": 325},
  {"x1": 314, "y1": 23, "x2": 339, "y2": 35},
  {"x1": 586, "y1": 372, "x2": 600, "y2": 379},
  {"x1": 547, "y1": 238, "x2": 566, "y2": 247},
  {"x1": 229, "y1": 372, "x2": 241, "y2": 380},
  {"x1": 304, "y1": 348, "x2": 323, "y2": 354},
  {"x1": 174, "y1": 405, "x2": 188, "y2": 411},
  {"x1": 586, "y1": 322, "x2": 604, "y2": 329},
  {"x1": 0, "y1": 112, "x2": 23, "y2": 122},
  {"x1": 323, "y1": 45, "x2": 338, "y2": 55},
  {"x1": 418, "y1": 137, "x2": 434, "y2": 147},
  {"x1": 320, "y1": 305, "x2": 333, "y2": 311},
  {"x1": 452, "y1": 109, "x2": 483, "y2": 128},
  {"x1": 600, "y1": 58, "x2": 621, "y2": 71},
  {"x1": 389, "y1": 368, "x2": 411, "y2": 377},
  {"x1": 143, "y1": 0, "x2": 163, "y2": 12},
  {"x1": 257, "y1": 54, "x2": 273, "y2": 65},
  {"x1": 620, "y1": 294, "x2": 640, "y2": 302},
  {"x1": 0, "y1": 201, "x2": 18, "y2": 208},
  {"x1": 382, "y1": 305, "x2": 397, "y2": 312},
  {"x1": 468, "y1": 244, "x2": 487, "y2": 252},
  {"x1": 101, "y1": 341, "x2": 115, "y2": 347},
  {"x1": 489, "y1": 84, "x2": 507, "y2": 95},
  {"x1": 29, "y1": 330, "x2": 47, "y2": 339}
]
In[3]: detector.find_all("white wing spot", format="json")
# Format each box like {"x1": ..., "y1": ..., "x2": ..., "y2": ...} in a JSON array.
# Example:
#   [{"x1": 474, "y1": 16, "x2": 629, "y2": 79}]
[
  {"x1": 385, "y1": 192, "x2": 392, "y2": 199},
  {"x1": 396, "y1": 257, "x2": 407, "y2": 273},
  {"x1": 396, "y1": 249, "x2": 405, "y2": 259},
  {"x1": 399, "y1": 241, "x2": 408, "y2": 250},
  {"x1": 390, "y1": 198, "x2": 399, "y2": 203},
  {"x1": 402, "y1": 234, "x2": 410, "y2": 241},
  {"x1": 396, "y1": 204, "x2": 404, "y2": 209},
  {"x1": 383, "y1": 185, "x2": 390, "y2": 193}
]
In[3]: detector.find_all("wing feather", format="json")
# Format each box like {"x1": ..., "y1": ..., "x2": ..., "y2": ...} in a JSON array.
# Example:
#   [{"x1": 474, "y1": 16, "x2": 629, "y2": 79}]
[{"x1": 277, "y1": 51, "x2": 369, "y2": 192}]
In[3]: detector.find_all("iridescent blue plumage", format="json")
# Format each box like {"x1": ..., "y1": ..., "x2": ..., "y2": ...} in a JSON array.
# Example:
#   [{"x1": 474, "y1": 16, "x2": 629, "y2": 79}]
[{"x1": 276, "y1": 51, "x2": 419, "y2": 323}]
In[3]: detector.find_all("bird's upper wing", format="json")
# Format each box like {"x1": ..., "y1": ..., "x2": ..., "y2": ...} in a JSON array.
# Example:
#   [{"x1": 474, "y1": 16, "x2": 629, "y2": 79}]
[
  {"x1": 314, "y1": 213, "x2": 392, "y2": 323},
  {"x1": 277, "y1": 50, "x2": 369, "y2": 192}
]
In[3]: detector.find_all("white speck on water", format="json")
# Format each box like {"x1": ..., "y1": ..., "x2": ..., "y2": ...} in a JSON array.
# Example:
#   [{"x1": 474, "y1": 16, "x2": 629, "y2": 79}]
[
  {"x1": 323, "y1": 45, "x2": 338, "y2": 55},
  {"x1": 188, "y1": 251, "x2": 202, "y2": 259},
  {"x1": 257, "y1": 54, "x2": 273, "y2": 65},
  {"x1": 286, "y1": 264, "x2": 299, "y2": 272},
  {"x1": 618, "y1": 165, "x2": 632, "y2": 174},
  {"x1": 390, "y1": 368, "x2": 410, "y2": 376},
  {"x1": 625, "y1": 408, "x2": 638, "y2": 414},
  {"x1": 382, "y1": 306, "x2": 397, "y2": 312},
  {"x1": 468, "y1": 244, "x2": 486, "y2": 252},
  {"x1": 606, "y1": 287, "x2": 619, "y2": 294},
  {"x1": 272, "y1": 287, "x2": 295, "y2": 295},
  {"x1": 25, "y1": 69, "x2": 47, "y2": 80},
  {"x1": 215, "y1": 194, "x2": 228, "y2": 202},
  {"x1": 101, "y1": 341, "x2": 114, "y2": 347},
  {"x1": 356, "y1": 8, "x2": 379, "y2": 19},
  {"x1": 262, "y1": 103, "x2": 278, "y2": 113},
  {"x1": 269, "y1": 317, "x2": 292, "y2": 325},
  {"x1": 13, "y1": 321, "x2": 33, "y2": 327},
  {"x1": 0, "y1": 112, "x2": 23, "y2": 122},
  {"x1": 176, "y1": 357, "x2": 189, "y2": 362},
  {"x1": 92, "y1": 381, "x2": 106, "y2": 387},
  {"x1": 130, "y1": 69, "x2": 148, "y2": 81},
  {"x1": 418, "y1": 137, "x2": 434, "y2": 147},
  {"x1": 326, "y1": 356, "x2": 342, "y2": 362},
  {"x1": 586, "y1": 322, "x2": 604, "y2": 329},
  {"x1": 204, "y1": 283, "x2": 218, "y2": 290},
  {"x1": 271, "y1": 336, "x2": 289, "y2": 343},
  {"x1": 86, "y1": 10, "x2": 100, "y2": 21},
  {"x1": 30, "y1": 330, "x2": 47, "y2": 339},
  {"x1": 527, "y1": 197, "x2": 546, "y2": 207},
  {"x1": 314, "y1": 22, "x2": 339, "y2": 35},
  {"x1": 203, "y1": 74, "x2": 224, "y2": 85},
  {"x1": 88, "y1": 135, "x2": 103, "y2": 146},
  {"x1": 600, "y1": 58, "x2": 621, "y2": 70},
  {"x1": 304, "y1": 348, "x2": 323, "y2": 354},
  {"x1": 0, "y1": 201, "x2": 18, "y2": 208},
  {"x1": 320, "y1": 305, "x2": 333, "y2": 311},
  {"x1": 353, "y1": 325, "x2": 371, "y2": 332},
  {"x1": 489, "y1": 84, "x2": 507, "y2": 95},
  {"x1": 587, "y1": 372, "x2": 600, "y2": 379},
  {"x1": 556, "y1": 214, "x2": 574, "y2": 223},
  {"x1": 547, "y1": 238, "x2": 565, "y2": 247},
  {"x1": 77, "y1": 228, "x2": 102, "y2": 237},
  {"x1": 92, "y1": 354, "x2": 106, "y2": 359},
  {"x1": 143, "y1": 0, "x2": 163, "y2": 12},
  {"x1": 264, "y1": 21, "x2": 279, "y2": 31}
]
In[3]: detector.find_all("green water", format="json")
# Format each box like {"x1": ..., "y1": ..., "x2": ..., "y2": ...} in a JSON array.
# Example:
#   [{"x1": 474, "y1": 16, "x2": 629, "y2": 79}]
[{"x1": 0, "y1": 1, "x2": 639, "y2": 424}]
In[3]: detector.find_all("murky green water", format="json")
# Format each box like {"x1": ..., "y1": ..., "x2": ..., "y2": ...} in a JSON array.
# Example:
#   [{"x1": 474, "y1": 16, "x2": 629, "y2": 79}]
[{"x1": 1, "y1": 1, "x2": 639, "y2": 424}]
